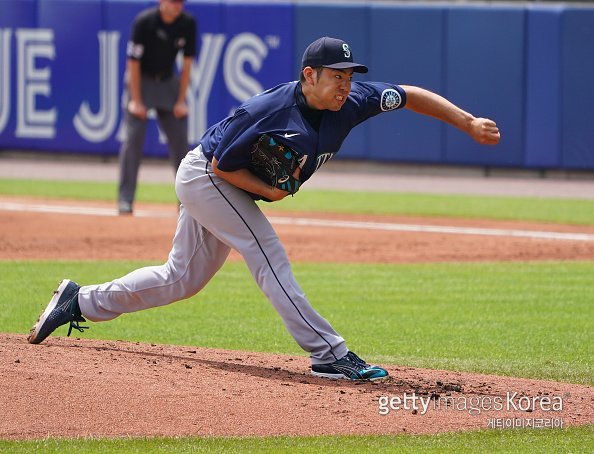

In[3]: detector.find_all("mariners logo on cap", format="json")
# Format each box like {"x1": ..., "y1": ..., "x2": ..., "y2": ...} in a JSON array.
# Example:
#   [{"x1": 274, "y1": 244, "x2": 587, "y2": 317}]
[{"x1": 380, "y1": 89, "x2": 402, "y2": 111}]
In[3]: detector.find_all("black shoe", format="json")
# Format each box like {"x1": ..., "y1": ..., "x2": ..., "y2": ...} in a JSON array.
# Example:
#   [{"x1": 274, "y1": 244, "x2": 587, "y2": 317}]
[
  {"x1": 118, "y1": 201, "x2": 133, "y2": 215},
  {"x1": 311, "y1": 351, "x2": 389, "y2": 381},
  {"x1": 28, "y1": 279, "x2": 88, "y2": 344}
]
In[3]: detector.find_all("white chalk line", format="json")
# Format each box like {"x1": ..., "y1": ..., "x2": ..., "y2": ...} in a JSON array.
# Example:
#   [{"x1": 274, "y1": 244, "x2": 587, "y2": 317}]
[
  {"x1": 0, "y1": 201, "x2": 173, "y2": 218},
  {"x1": 2, "y1": 201, "x2": 594, "y2": 242}
]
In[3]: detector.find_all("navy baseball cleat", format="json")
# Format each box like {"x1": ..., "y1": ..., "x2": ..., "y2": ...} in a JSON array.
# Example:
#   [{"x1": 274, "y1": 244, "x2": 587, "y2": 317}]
[
  {"x1": 311, "y1": 351, "x2": 389, "y2": 381},
  {"x1": 28, "y1": 279, "x2": 88, "y2": 344}
]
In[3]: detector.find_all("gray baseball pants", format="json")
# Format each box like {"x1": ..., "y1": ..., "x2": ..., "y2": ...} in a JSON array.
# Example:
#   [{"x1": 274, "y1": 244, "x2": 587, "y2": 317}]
[
  {"x1": 79, "y1": 146, "x2": 347, "y2": 364},
  {"x1": 118, "y1": 75, "x2": 189, "y2": 205}
]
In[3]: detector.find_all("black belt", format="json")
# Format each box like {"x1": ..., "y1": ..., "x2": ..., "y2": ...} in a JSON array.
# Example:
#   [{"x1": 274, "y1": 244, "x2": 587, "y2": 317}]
[{"x1": 143, "y1": 72, "x2": 173, "y2": 81}]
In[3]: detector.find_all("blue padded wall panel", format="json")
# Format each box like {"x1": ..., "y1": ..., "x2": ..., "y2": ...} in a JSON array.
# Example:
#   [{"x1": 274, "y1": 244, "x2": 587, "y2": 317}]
[
  {"x1": 561, "y1": 9, "x2": 594, "y2": 169},
  {"x1": 368, "y1": 5, "x2": 445, "y2": 163},
  {"x1": 0, "y1": 0, "x2": 38, "y2": 148},
  {"x1": 0, "y1": 0, "x2": 37, "y2": 26},
  {"x1": 295, "y1": 4, "x2": 369, "y2": 159},
  {"x1": 524, "y1": 7, "x2": 562, "y2": 168},
  {"x1": 445, "y1": 7, "x2": 525, "y2": 166},
  {"x1": 223, "y1": 2, "x2": 294, "y2": 112},
  {"x1": 183, "y1": 1, "x2": 224, "y2": 149},
  {"x1": 31, "y1": 0, "x2": 104, "y2": 152}
]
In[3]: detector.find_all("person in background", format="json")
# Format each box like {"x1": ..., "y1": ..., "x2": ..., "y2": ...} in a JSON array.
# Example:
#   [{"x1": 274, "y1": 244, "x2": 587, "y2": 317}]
[{"x1": 118, "y1": 0, "x2": 197, "y2": 214}]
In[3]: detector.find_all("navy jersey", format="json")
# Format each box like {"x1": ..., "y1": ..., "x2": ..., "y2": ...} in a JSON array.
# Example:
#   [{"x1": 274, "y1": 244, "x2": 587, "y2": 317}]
[{"x1": 200, "y1": 81, "x2": 406, "y2": 186}]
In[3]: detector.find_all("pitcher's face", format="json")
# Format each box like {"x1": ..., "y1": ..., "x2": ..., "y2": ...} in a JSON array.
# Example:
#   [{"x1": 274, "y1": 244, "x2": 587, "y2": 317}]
[{"x1": 305, "y1": 67, "x2": 353, "y2": 111}]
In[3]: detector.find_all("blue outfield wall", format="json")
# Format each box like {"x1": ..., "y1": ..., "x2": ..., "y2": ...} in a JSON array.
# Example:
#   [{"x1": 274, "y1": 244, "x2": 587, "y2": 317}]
[
  {"x1": 0, "y1": 0, "x2": 294, "y2": 157},
  {"x1": 0, "y1": 1, "x2": 593, "y2": 170},
  {"x1": 368, "y1": 4, "x2": 446, "y2": 164},
  {"x1": 445, "y1": 6, "x2": 526, "y2": 167},
  {"x1": 561, "y1": 9, "x2": 594, "y2": 169},
  {"x1": 525, "y1": 6, "x2": 562, "y2": 169}
]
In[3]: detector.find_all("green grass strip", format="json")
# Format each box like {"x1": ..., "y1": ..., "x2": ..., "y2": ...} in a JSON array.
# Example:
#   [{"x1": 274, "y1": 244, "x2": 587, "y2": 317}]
[
  {"x1": 2, "y1": 178, "x2": 594, "y2": 225},
  {"x1": 0, "y1": 178, "x2": 177, "y2": 204},
  {"x1": 1, "y1": 426, "x2": 592, "y2": 453},
  {"x1": 3, "y1": 260, "x2": 592, "y2": 385},
  {"x1": 276, "y1": 190, "x2": 594, "y2": 226}
]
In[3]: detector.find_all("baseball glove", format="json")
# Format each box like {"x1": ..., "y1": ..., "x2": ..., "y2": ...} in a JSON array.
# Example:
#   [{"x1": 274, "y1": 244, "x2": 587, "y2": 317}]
[{"x1": 250, "y1": 134, "x2": 302, "y2": 195}]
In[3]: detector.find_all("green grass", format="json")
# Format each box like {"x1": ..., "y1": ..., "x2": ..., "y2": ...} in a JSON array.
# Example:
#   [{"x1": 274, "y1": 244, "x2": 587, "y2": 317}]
[
  {"x1": 0, "y1": 178, "x2": 177, "y2": 204},
  {"x1": 1, "y1": 426, "x2": 592, "y2": 453},
  {"x1": 275, "y1": 190, "x2": 594, "y2": 226},
  {"x1": 2, "y1": 177, "x2": 594, "y2": 225},
  {"x1": 2, "y1": 260, "x2": 592, "y2": 385}
]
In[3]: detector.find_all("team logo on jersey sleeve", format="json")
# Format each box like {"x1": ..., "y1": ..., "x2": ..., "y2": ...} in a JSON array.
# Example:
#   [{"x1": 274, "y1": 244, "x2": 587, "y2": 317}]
[{"x1": 380, "y1": 89, "x2": 402, "y2": 111}]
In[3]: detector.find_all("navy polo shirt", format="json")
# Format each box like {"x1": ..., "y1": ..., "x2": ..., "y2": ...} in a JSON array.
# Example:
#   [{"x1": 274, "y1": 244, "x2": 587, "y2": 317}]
[{"x1": 200, "y1": 81, "x2": 406, "y2": 185}]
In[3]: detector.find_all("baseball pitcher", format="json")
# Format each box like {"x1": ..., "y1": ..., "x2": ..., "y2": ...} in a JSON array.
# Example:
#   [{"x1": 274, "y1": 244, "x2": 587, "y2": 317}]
[{"x1": 29, "y1": 37, "x2": 500, "y2": 380}]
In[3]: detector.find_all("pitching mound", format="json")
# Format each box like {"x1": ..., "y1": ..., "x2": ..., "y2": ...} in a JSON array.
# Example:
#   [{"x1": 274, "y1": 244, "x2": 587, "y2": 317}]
[{"x1": 1, "y1": 333, "x2": 592, "y2": 439}]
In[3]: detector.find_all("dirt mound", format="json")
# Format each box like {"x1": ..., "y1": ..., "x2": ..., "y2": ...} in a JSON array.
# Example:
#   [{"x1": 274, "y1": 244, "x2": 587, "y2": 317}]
[{"x1": 1, "y1": 334, "x2": 592, "y2": 439}]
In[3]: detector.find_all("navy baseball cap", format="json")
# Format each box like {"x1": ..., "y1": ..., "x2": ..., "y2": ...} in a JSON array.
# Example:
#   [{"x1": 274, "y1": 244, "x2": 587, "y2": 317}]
[{"x1": 301, "y1": 37, "x2": 368, "y2": 73}]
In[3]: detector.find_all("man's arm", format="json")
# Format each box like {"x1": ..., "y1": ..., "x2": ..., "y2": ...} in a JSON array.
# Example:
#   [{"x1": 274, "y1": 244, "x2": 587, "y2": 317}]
[
  {"x1": 212, "y1": 158, "x2": 293, "y2": 202},
  {"x1": 400, "y1": 85, "x2": 500, "y2": 145},
  {"x1": 173, "y1": 56, "x2": 192, "y2": 118},
  {"x1": 126, "y1": 59, "x2": 147, "y2": 120}
]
